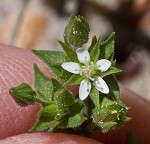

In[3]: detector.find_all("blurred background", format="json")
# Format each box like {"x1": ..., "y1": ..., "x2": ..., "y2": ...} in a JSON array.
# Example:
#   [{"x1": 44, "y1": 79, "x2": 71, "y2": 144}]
[{"x1": 0, "y1": 0, "x2": 150, "y2": 100}]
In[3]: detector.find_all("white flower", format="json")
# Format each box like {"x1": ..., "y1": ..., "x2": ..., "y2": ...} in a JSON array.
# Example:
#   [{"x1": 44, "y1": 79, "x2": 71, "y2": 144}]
[{"x1": 61, "y1": 48, "x2": 111, "y2": 100}]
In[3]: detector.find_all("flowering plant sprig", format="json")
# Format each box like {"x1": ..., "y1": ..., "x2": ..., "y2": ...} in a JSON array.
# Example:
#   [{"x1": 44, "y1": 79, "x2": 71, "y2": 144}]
[{"x1": 9, "y1": 15, "x2": 130, "y2": 134}]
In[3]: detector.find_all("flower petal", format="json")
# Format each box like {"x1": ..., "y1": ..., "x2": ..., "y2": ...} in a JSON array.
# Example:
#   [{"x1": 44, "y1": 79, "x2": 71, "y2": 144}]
[
  {"x1": 76, "y1": 48, "x2": 90, "y2": 64},
  {"x1": 61, "y1": 62, "x2": 80, "y2": 74},
  {"x1": 93, "y1": 77, "x2": 109, "y2": 94},
  {"x1": 96, "y1": 59, "x2": 111, "y2": 72},
  {"x1": 79, "y1": 79, "x2": 91, "y2": 100}
]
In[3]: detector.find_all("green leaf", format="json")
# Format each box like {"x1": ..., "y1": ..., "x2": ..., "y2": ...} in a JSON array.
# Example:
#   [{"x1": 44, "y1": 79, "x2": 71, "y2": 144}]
[
  {"x1": 53, "y1": 88, "x2": 77, "y2": 121},
  {"x1": 54, "y1": 88, "x2": 75, "y2": 108},
  {"x1": 100, "y1": 67, "x2": 122, "y2": 78},
  {"x1": 89, "y1": 87, "x2": 100, "y2": 108},
  {"x1": 103, "y1": 75, "x2": 121, "y2": 102},
  {"x1": 31, "y1": 117, "x2": 59, "y2": 131},
  {"x1": 64, "y1": 74, "x2": 83, "y2": 86},
  {"x1": 32, "y1": 50, "x2": 68, "y2": 66},
  {"x1": 36, "y1": 91, "x2": 52, "y2": 105},
  {"x1": 32, "y1": 50, "x2": 71, "y2": 80},
  {"x1": 58, "y1": 41, "x2": 78, "y2": 62},
  {"x1": 60, "y1": 100, "x2": 86, "y2": 128},
  {"x1": 64, "y1": 15, "x2": 90, "y2": 49},
  {"x1": 51, "y1": 64, "x2": 72, "y2": 81},
  {"x1": 100, "y1": 32, "x2": 115, "y2": 61},
  {"x1": 51, "y1": 78, "x2": 62, "y2": 93},
  {"x1": 90, "y1": 37, "x2": 100, "y2": 63},
  {"x1": 9, "y1": 83, "x2": 36, "y2": 106},
  {"x1": 40, "y1": 103, "x2": 58, "y2": 119},
  {"x1": 88, "y1": 35, "x2": 97, "y2": 53},
  {"x1": 34, "y1": 64, "x2": 53, "y2": 102}
]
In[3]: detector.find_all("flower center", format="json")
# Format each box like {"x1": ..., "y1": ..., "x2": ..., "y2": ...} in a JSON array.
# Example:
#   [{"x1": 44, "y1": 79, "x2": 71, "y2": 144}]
[{"x1": 80, "y1": 62, "x2": 95, "y2": 79}]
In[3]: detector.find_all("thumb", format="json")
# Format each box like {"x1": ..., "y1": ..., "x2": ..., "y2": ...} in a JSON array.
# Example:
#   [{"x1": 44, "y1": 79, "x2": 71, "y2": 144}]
[
  {"x1": 0, "y1": 133, "x2": 102, "y2": 144},
  {"x1": 0, "y1": 44, "x2": 51, "y2": 139}
]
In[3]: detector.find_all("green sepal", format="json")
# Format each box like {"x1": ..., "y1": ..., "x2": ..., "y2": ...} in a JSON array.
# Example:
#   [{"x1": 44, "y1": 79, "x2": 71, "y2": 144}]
[
  {"x1": 92, "y1": 98, "x2": 130, "y2": 132},
  {"x1": 64, "y1": 74, "x2": 83, "y2": 86},
  {"x1": 100, "y1": 32, "x2": 115, "y2": 61},
  {"x1": 30, "y1": 117, "x2": 59, "y2": 132},
  {"x1": 58, "y1": 41, "x2": 78, "y2": 62},
  {"x1": 99, "y1": 122, "x2": 117, "y2": 133},
  {"x1": 90, "y1": 37, "x2": 100, "y2": 63},
  {"x1": 34, "y1": 64, "x2": 53, "y2": 102},
  {"x1": 88, "y1": 35, "x2": 97, "y2": 53},
  {"x1": 100, "y1": 67, "x2": 122, "y2": 78},
  {"x1": 32, "y1": 50, "x2": 71, "y2": 81},
  {"x1": 64, "y1": 15, "x2": 90, "y2": 49},
  {"x1": 60, "y1": 100, "x2": 86, "y2": 128},
  {"x1": 9, "y1": 83, "x2": 36, "y2": 106},
  {"x1": 103, "y1": 75, "x2": 121, "y2": 102}
]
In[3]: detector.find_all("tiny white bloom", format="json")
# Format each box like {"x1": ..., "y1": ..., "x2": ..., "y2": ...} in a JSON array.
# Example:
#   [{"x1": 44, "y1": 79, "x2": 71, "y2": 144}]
[{"x1": 61, "y1": 48, "x2": 111, "y2": 100}]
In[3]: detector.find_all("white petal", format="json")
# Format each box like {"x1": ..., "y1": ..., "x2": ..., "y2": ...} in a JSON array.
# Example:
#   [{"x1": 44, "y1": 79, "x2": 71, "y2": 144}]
[
  {"x1": 61, "y1": 62, "x2": 80, "y2": 74},
  {"x1": 76, "y1": 48, "x2": 90, "y2": 64},
  {"x1": 79, "y1": 79, "x2": 91, "y2": 100},
  {"x1": 93, "y1": 77, "x2": 109, "y2": 94},
  {"x1": 96, "y1": 59, "x2": 111, "y2": 72}
]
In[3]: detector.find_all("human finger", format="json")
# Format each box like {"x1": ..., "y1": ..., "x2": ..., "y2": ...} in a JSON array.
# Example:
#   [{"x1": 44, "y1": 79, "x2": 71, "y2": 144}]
[
  {"x1": 0, "y1": 133, "x2": 102, "y2": 144},
  {"x1": 0, "y1": 44, "x2": 51, "y2": 139}
]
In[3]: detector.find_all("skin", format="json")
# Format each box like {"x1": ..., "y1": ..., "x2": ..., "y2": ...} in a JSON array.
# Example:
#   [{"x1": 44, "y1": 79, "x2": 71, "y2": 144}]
[{"x1": 0, "y1": 44, "x2": 150, "y2": 144}]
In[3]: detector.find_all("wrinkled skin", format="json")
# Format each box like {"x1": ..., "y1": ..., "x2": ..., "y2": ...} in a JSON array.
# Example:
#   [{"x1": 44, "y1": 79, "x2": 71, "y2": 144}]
[{"x1": 0, "y1": 44, "x2": 150, "y2": 144}]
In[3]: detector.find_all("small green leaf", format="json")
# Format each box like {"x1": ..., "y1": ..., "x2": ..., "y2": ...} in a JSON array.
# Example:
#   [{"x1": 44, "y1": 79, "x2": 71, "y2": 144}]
[
  {"x1": 104, "y1": 75, "x2": 121, "y2": 102},
  {"x1": 54, "y1": 88, "x2": 75, "y2": 108},
  {"x1": 101, "y1": 67, "x2": 122, "y2": 78},
  {"x1": 32, "y1": 50, "x2": 68, "y2": 66},
  {"x1": 58, "y1": 41, "x2": 78, "y2": 62},
  {"x1": 64, "y1": 15, "x2": 90, "y2": 49},
  {"x1": 51, "y1": 64, "x2": 72, "y2": 81},
  {"x1": 64, "y1": 74, "x2": 83, "y2": 86},
  {"x1": 34, "y1": 64, "x2": 53, "y2": 102},
  {"x1": 9, "y1": 83, "x2": 36, "y2": 106},
  {"x1": 36, "y1": 91, "x2": 52, "y2": 105},
  {"x1": 53, "y1": 88, "x2": 77, "y2": 121},
  {"x1": 31, "y1": 117, "x2": 59, "y2": 131},
  {"x1": 51, "y1": 78, "x2": 62, "y2": 93},
  {"x1": 88, "y1": 35, "x2": 97, "y2": 53},
  {"x1": 40, "y1": 103, "x2": 58, "y2": 119},
  {"x1": 100, "y1": 32, "x2": 115, "y2": 61},
  {"x1": 60, "y1": 100, "x2": 86, "y2": 128},
  {"x1": 89, "y1": 87, "x2": 100, "y2": 108},
  {"x1": 90, "y1": 38, "x2": 100, "y2": 63},
  {"x1": 32, "y1": 50, "x2": 71, "y2": 80}
]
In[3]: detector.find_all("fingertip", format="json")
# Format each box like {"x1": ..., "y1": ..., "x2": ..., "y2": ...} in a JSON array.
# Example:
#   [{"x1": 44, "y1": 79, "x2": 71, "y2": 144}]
[{"x1": 0, "y1": 133, "x2": 103, "y2": 144}]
